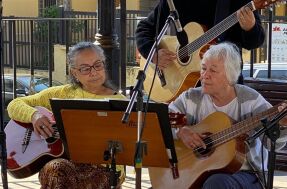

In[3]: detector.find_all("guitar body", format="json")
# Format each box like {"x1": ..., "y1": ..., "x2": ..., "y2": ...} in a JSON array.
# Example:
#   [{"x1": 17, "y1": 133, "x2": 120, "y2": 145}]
[
  {"x1": 140, "y1": 22, "x2": 204, "y2": 102},
  {"x1": 5, "y1": 107, "x2": 64, "y2": 179},
  {"x1": 149, "y1": 112, "x2": 246, "y2": 189}
]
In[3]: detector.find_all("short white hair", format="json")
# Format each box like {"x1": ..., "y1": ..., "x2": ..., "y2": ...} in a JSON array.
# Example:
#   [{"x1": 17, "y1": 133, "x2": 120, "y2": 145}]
[{"x1": 201, "y1": 42, "x2": 241, "y2": 85}]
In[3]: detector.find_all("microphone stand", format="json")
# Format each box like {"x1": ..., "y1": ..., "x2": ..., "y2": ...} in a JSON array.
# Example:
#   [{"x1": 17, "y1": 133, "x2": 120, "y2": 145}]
[
  {"x1": 247, "y1": 107, "x2": 287, "y2": 189},
  {"x1": 122, "y1": 14, "x2": 178, "y2": 189},
  {"x1": 0, "y1": 0, "x2": 9, "y2": 188}
]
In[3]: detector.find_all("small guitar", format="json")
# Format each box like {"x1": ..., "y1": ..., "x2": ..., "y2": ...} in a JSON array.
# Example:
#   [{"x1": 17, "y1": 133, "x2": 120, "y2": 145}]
[
  {"x1": 140, "y1": 0, "x2": 283, "y2": 103},
  {"x1": 5, "y1": 106, "x2": 64, "y2": 179},
  {"x1": 149, "y1": 103, "x2": 283, "y2": 189}
]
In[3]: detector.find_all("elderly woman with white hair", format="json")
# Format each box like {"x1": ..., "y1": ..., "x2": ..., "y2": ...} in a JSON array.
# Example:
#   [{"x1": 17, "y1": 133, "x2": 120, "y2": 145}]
[{"x1": 168, "y1": 42, "x2": 287, "y2": 189}]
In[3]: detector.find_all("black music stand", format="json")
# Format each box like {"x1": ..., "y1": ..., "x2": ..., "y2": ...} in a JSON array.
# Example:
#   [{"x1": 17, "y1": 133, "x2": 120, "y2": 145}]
[{"x1": 50, "y1": 99, "x2": 178, "y2": 188}]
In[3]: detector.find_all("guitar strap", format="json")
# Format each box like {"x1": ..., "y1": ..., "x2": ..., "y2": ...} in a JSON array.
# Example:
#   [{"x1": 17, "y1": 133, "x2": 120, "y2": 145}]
[{"x1": 214, "y1": 0, "x2": 231, "y2": 43}]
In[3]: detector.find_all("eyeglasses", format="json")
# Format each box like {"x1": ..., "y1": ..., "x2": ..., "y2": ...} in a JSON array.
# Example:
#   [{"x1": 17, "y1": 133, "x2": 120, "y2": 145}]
[{"x1": 73, "y1": 61, "x2": 104, "y2": 75}]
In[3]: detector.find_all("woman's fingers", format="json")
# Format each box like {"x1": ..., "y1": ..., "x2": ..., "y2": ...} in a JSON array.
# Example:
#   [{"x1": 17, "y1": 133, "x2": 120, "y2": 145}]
[
  {"x1": 153, "y1": 49, "x2": 176, "y2": 69},
  {"x1": 32, "y1": 111, "x2": 54, "y2": 138},
  {"x1": 237, "y1": 7, "x2": 255, "y2": 31},
  {"x1": 177, "y1": 126, "x2": 207, "y2": 150},
  {"x1": 189, "y1": 133, "x2": 207, "y2": 150}
]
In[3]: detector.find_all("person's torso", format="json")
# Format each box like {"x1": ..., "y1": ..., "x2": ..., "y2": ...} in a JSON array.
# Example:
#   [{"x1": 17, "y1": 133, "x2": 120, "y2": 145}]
[{"x1": 174, "y1": 0, "x2": 218, "y2": 29}]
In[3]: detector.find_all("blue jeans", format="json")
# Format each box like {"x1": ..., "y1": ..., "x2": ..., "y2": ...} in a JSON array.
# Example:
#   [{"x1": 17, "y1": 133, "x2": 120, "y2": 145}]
[{"x1": 202, "y1": 171, "x2": 263, "y2": 189}]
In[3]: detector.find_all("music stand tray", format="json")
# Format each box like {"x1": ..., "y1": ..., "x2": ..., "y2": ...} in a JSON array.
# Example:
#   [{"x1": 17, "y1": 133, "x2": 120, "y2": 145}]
[{"x1": 50, "y1": 98, "x2": 178, "y2": 168}]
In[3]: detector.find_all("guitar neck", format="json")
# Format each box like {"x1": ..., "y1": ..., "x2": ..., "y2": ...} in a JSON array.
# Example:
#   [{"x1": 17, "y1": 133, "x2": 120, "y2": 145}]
[
  {"x1": 211, "y1": 104, "x2": 279, "y2": 147},
  {"x1": 180, "y1": 1, "x2": 255, "y2": 56}
]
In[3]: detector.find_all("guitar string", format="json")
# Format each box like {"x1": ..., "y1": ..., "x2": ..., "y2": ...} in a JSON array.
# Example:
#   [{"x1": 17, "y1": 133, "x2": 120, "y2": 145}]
[
  {"x1": 176, "y1": 2, "x2": 253, "y2": 61},
  {"x1": 192, "y1": 105, "x2": 278, "y2": 153},
  {"x1": 177, "y1": 10, "x2": 240, "y2": 59},
  {"x1": 193, "y1": 108, "x2": 277, "y2": 152},
  {"x1": 209, "y1": 103, "x2": 282, "y2": 147}
]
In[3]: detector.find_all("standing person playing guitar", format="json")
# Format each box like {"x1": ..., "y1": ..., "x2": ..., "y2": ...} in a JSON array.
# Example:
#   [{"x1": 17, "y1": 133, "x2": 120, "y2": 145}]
[
  {"x1": 135, "y1": 0, "x2": 267, "y2": 102},
  {"x1": 148, "y1": 42, "x2": 287, "y2": 189},
  {"x1": 7, "y1": 42, "x2": 126, "y2": 189}
]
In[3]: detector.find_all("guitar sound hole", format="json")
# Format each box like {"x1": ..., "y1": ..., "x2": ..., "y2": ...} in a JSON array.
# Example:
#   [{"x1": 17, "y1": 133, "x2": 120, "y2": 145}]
[
  {"x1": 178, "y1": 46, "x2": 190, "y2": 64},
  {"x1": 195, "y1": 136, "x2": 213, "y2": 157}
]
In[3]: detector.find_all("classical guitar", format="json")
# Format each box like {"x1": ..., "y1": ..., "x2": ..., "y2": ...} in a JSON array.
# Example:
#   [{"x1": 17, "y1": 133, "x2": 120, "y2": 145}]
[
  {"x1": 149, "y1": 103, "x2": 283, "y2": 189},
  {"x1": 5, "y1": 106, "x2": 64, "y2": 179},
  {"x1": 140, "y1": 0, "x2": 282, "y2": 103}
]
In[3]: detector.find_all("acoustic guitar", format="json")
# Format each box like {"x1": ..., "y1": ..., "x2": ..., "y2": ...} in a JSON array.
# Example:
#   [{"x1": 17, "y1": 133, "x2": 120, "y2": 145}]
[
  {"x1": 5, "y1": 106, "x2": 64, "y2": 179},
  {"x1": 140, "y1": 0, "x2": 282, "y2": 103},
  {"x1": 149, "y1": 103, "x2": 283, "y2": 189}
]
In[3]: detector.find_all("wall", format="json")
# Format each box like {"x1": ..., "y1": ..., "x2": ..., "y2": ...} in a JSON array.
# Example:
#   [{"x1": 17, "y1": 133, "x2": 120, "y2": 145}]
[
  {"x1": 71, "y1": 0, "x2": 97, "y2": 12},
  {"x1": 53, "y1": 45, "x2": 69, "y2": 84},
  {"x1": 3, "y1": 0, "x2": 38, "y2": 17},
  {"x1": 126, "y1": 0, "x2": 139, "y2": 10},
  {"x1": 71, "y1": 0, "x2": 139, "y2": 12}
]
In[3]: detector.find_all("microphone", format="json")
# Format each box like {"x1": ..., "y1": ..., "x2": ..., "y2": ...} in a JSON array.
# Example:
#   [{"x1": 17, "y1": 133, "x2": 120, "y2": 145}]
[
  {"x1": 166, "y1": 0, "x2": 183, "y2": 33},
  {"x1": 166, "y1": 0, "x2": 188, "y2": 52}
]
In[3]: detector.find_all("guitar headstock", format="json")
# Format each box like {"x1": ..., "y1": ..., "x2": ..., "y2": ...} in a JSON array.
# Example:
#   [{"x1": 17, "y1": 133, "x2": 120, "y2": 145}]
[
  {"x1": 169, "y1": 112, "x2": 186, "y2": 128},
  {"x1": 254, "y1": 0, "x2": 286, "y2": 10}
]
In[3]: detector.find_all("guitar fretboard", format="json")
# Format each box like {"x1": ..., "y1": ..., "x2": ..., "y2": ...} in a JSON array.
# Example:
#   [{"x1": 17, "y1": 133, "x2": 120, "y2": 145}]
[
  {"x1": 177, "y1": 1, "x2": 255, "y2": 60},
  {"x1": 210, "y1": 104, "x2": 279, "y2": 147}
]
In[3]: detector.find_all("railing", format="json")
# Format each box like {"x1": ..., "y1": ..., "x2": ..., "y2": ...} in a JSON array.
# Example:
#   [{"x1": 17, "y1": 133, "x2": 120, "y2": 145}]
[
  {"x1": 3, "y1": 9, "x2": 287, "y2": 77},
  {"x1": 2, "y1": 17, "x2": 99, "y2": 70},
  {"x1": 2, "y1": 10, "x2": 149, "y2": 70}
]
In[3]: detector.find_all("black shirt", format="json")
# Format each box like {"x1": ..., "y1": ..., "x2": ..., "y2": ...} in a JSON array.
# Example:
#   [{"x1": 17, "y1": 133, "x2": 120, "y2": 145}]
[{"x1": 135, "y1": 0, "x2": 265, "y2": 59}]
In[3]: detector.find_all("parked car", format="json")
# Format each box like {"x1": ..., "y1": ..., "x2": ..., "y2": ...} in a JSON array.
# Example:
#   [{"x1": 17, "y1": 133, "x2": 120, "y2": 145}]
[
  {"x1": 243, "y1": 63, "x2": 287, "y2": 80},
  {"x1": 2, "y1": 74, "x2": 63, "y2": 125}
]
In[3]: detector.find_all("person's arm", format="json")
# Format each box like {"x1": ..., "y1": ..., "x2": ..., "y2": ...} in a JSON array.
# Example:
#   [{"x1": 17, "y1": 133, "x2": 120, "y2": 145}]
[
  {"x1": 169, "y1": 90, "x2": 206, "y2": 150},
  {"x1": 250, "y1": 96, "x2": 287, "y2": 150},
  {"x1": 239, "y1": 9, "x2": 265, "y2": 50},
  {"x1": 276, "y1": 103, "x2": 287, "y2": 148},
  {"x1": 231, "y1": 0, "x2": 265, "y2": 50},
  {"x1": 135, "y1": 1, "x2": 169, "y2": 59},
  {"x1": 7, "y1": 85, "x2": 70, "y2": 138},
  {"x1": 135, "y1": 0, "x2": 179, "y2": 70},
  {"x1": 7, "y1": 85, "x2": 65, "y2": 123}
]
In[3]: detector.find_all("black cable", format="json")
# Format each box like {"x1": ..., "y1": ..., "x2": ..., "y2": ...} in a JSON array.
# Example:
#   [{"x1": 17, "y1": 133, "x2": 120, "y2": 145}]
[{"x1": 139, "y1": 0, "x2": 163, "y2": 142}]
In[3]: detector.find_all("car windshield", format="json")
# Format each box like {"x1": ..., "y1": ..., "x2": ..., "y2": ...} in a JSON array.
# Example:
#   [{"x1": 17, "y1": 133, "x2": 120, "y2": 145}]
[{"x1": 19, "y1": 76, "x2": 62, "y2": 92}]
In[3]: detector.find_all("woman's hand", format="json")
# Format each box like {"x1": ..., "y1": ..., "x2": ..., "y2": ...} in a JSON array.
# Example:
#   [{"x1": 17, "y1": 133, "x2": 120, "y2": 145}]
[
  {"x1": 177, "y1": 126, "x2": 206, "y2": 150},
  {"x1": 237, "y1": 6, "x2": 255, "y2": 31},
  {"x1": 31, "y1": 111, "x2": 54, "y2": 138},
  {"x1": 152, "y1": 49, "x2": 176, "y2": 70}
]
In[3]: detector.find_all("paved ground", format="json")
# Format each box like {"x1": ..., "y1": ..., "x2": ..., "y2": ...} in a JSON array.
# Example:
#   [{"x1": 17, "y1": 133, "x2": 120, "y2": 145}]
[{"x1": 1, "y1": 167, "x2": 287, "y2": 188}]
